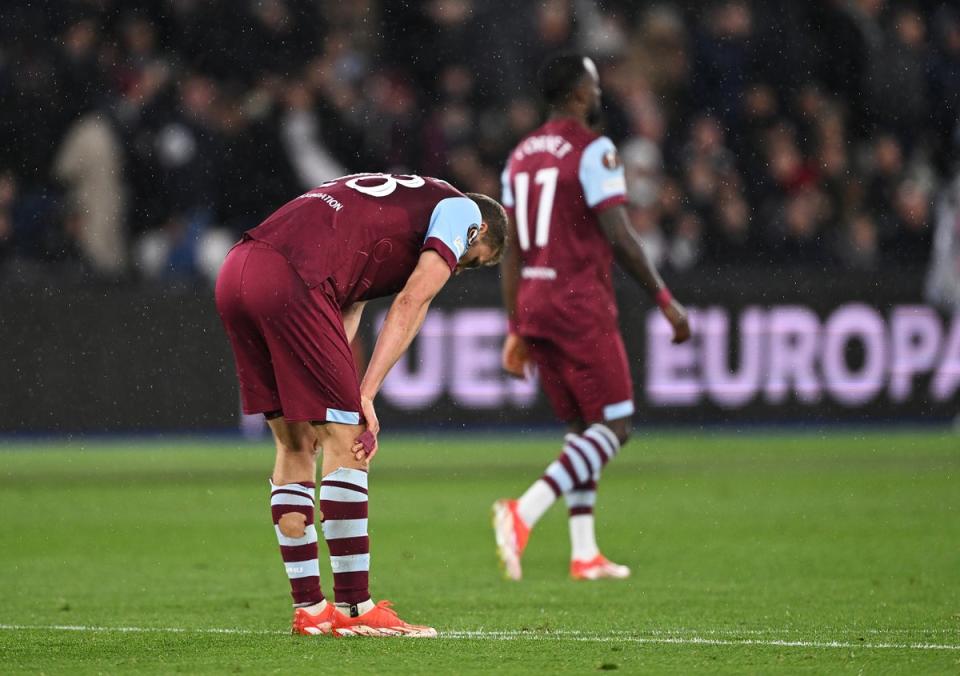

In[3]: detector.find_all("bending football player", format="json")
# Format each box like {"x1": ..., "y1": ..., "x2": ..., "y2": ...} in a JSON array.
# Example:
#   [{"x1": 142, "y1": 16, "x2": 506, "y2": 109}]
[{"x1": 216, "y1": 173, "x2": 505, "y2": 635}]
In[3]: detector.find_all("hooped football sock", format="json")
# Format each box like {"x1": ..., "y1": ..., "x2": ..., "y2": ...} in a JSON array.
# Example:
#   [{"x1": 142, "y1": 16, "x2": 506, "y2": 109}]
[
  {"x1": 270, "y1": 479, "x2": 324, "y2": 607},
  {"x1": 517, "y1": 424, "x2": 621, "y2": 529},
  {"x1": 320, "y1": 467, "x2": 371, "y2": 605}
]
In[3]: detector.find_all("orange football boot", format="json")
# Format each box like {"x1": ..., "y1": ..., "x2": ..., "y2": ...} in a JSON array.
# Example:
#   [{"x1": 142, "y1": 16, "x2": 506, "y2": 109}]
[
  {"x1": 291, "y1": 602, "x2": 345, "y2": 636},
  {"x1": 570, "y1": 554, "x2": 631, "y2": 580},
  {"x1": 333, "y1": 601, "x2": 437, "y2": 637},
  {"x1": 492, "y1": 499, "x2": 530, "y2": 580}
]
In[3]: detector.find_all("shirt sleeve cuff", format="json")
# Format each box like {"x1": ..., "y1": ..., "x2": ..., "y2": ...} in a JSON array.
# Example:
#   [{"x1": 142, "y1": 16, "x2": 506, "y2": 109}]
[
  {"x1": 421, "y1": 237, "x2": 458, "y2": 272},
  {"x1": 590, "y1": 194, "x2": 628, "y2": 213}
]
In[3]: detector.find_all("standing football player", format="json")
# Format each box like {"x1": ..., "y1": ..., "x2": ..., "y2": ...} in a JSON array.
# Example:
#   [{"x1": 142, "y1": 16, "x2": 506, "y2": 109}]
[
  {"x1": 216, "y1": 173, "x2": 505, "y2": 635},
  {"x1": 494, "y1": 54, "x2": 691, "y2": 580}
]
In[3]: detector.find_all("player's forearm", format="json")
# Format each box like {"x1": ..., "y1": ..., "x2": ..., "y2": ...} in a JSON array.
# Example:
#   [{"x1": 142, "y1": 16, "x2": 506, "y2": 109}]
[
  {"x1": 612, "y1": 236, "x2": 666, "y2": 296},
  {"x1": 342, "y1": 301, "x2": 367, "y2": 344},
  {"x1": 599, "y1": 207, "x2": 666, "y2": 297},
  {"x1": 359, "y1": 292, "x2": 431, "y2": 399}
]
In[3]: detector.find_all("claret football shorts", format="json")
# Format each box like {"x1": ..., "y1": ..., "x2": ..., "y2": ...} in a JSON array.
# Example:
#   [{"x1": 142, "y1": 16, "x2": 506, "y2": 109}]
[
  {"x1": 525, "y1": 330, "x2": 635, "y2": 424},
  {"x1": 215, "y1": 239, "x2": 363, "y2": 425}
]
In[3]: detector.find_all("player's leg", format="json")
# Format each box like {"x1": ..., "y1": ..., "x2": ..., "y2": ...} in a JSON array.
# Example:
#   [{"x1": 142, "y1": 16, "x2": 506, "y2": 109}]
[
  {"x1": 515, "y1": 418, "x2": 623, "y2": 536},
  {"x1": 493, "y1": 339, "x2": 596, "y2": 579},
  {"x1": 564, "y1": 415, "x2": 630, "y2": 557},
  {"x1": 272, "y1": 413, "x2": 434, "y2": 637},
  {"x1": 313, "y1": 421, "x2": 372, "y2": 618},
  {"x1": 563, "y1": 334, "x2": 634, "y2": 580},
  {"x1": 513, "y1": 419, "x2": 585, "y2": 533},
  {"x1": 564, "y1": 418, "x2": 631, "y2": 580},
  {"x1": 235, "y1": 244, "x2": 434, "y2": 636},
  {"x1": 266, "y1": 416, "x2": 342, "y2": 634},
  {"x1": 214, "y1": 242, "x2": 335, "y2": 633},
  {"x1": 494, "y1": 417, "x2": 625, "y2": 579},
  {"x1": 493, "y1": 333, "x2": 633, "y2": 579},
  {"x1": 261, "y1": 273, "x2": 433, "y2": 636},
  {"x1": 309, "y1": 415, "x2": 435, "y2": 637},
  {"x1": 262, "y1": 295, "x2": 377, "y2": 627},
  {"x1": 237, "y1": 250, "x2": 366, "y2": 631}
]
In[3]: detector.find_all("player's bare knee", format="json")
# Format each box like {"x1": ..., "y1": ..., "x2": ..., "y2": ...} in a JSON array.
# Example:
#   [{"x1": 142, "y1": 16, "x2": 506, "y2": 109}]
[
  {"x1": 278, "y1": 433, "x2": 317, "y2": 457},
  {"x1": 277, "y1": 511, "x2": 307, "y2": 538},
  {"x1": 320, "y1": 438, "x2": 354, "y2": 465},
  {"x1": 316, "y1": 422, "x2": 367, "y2": 469},
  {"x1": 297, "y1": 436, "x2": 319, "y2": 456},
  {"x1": 272, "y1": 424, "x2": 318, "y2": 457}
]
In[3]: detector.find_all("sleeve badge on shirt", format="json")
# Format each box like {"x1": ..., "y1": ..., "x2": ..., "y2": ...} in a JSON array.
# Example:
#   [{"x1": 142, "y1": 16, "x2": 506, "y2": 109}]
[
  {"x1": 602, "y1": 149, "x2": 622, "y2": 169},
  {"x1": 467, "y1": 224, "x2": 480, "y2": 246}
]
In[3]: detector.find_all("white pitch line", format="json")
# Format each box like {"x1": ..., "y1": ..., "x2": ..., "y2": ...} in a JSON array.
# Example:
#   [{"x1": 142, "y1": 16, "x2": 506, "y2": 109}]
[
  {"x1": 600, "y1": 628, "x2": 960, "y2": 636},
  {"x1": 452, "y1": 628, "x2": 960, "y2": 637},
  {"x1": 440, "y1": 631, "x2": 960, "y2": 651},
  {"x1": 0, "y1": 624, "x2": 957, "y2": 651},
  {"x1": 0, "y1": 624, "x2": 278, "y2": 636}
]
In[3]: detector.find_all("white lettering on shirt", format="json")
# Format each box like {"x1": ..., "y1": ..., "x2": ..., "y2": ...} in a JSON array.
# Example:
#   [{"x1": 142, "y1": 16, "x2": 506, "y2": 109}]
[
  {"x1": 299, "y1": 192, "x2": 344, "y2": 211},
  {"x1": 513, "y1": 135, "x2": 574, "y2": 161}
]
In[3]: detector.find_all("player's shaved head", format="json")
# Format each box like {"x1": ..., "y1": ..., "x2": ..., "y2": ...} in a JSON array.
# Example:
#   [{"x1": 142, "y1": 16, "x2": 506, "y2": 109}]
[
  {"x1": 539, "y1": 53, "x2": 595, "y2": 107},
  {"x1": 466, "y1": 192, "x2": 507, "y2": 263}
]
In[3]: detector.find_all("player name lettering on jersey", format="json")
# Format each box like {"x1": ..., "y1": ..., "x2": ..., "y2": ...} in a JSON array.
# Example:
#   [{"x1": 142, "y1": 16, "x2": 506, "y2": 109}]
[
  {"x1": 299, "y1": 191, "x2": 344, "y2": 212},
  {"x1": 512, "y1": 134, "x2": 574, "y2": 161}
]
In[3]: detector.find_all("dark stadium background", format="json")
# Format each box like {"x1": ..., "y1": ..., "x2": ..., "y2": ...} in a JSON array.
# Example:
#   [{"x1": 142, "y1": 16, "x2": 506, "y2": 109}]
[{"x1": 1, "y1": 0, "x2": 958, "y2": 434}]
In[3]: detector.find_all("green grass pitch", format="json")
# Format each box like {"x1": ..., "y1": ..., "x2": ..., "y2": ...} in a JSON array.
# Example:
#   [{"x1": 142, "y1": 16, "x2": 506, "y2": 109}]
[{"x1": 0, "y1": 430, "x2": 958, "y2": 674}]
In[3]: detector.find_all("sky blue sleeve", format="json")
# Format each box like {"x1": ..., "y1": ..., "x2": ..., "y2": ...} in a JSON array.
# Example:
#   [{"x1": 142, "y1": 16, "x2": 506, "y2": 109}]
[
  {"x1": 578, "y1": 136, "x2": 628, "y2": 209},
  {"x1": 423, "y1": 197, "x2": 482, "y2": 269}
]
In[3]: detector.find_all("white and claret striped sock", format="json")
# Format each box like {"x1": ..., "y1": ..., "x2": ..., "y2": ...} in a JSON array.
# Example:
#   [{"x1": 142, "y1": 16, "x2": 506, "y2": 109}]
[
  {"x1": 565, "y1": 482, "x2": 600, "y2": 561},
  {"x1": 516, "y1": 424, "x2": 621, "y2": 529},
  {"x1": 319, "y1": 468, "x2": 371, "y2": 612},
  {"x1": 270, "y1": 480, "x2": 324, "y2": 607}
]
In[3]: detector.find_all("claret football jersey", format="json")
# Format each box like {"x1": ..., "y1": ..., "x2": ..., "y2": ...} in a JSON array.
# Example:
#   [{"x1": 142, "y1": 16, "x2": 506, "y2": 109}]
[
  {"x1": 246, "y1": 173, "x2": 482, "y2": 306},
  {"x1": 501, "y1": 118, "x2": 628, "y2": 340}
]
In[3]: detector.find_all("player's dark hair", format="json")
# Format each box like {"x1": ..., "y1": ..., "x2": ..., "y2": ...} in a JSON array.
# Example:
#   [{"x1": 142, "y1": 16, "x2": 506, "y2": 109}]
[
  {"x1": 539, "y1": 53, "x2": 590, "y2": 107},
  {"x1": 466, "y1": 193, "x2": 507, "y2": 264}
]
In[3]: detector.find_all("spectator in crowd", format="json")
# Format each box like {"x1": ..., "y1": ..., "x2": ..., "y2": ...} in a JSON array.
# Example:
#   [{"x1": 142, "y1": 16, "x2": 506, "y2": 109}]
[
  {"x1": 279, "y1": 79, "x2": 346, "y2": 189},
  {"x1": 134, "y1": 73, "x2": 223, "y2": 280},
  {"x1": 53, "y1": 108, "x2": 127, "y2": 278}
]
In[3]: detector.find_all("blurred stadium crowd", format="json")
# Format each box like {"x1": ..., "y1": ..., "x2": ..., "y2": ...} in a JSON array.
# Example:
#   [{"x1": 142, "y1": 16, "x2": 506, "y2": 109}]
[{"x1": 1, "y1": 0, "x2": 959, "y2": 294}]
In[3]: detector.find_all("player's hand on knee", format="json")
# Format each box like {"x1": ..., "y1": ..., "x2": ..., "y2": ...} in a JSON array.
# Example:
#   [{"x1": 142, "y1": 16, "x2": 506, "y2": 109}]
[
  {"x1": 662, "y1": 300, "x2": 691, "y2": 344},
  {"x1": 502, "y1": 333, "x2": 530, "y2": 379},
  {"x1": 353, "y1": 395, "x2": 380, "y2": 466},
  {"x1": 352, "y1": 430, "x2": 377, "y2": 466}
]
